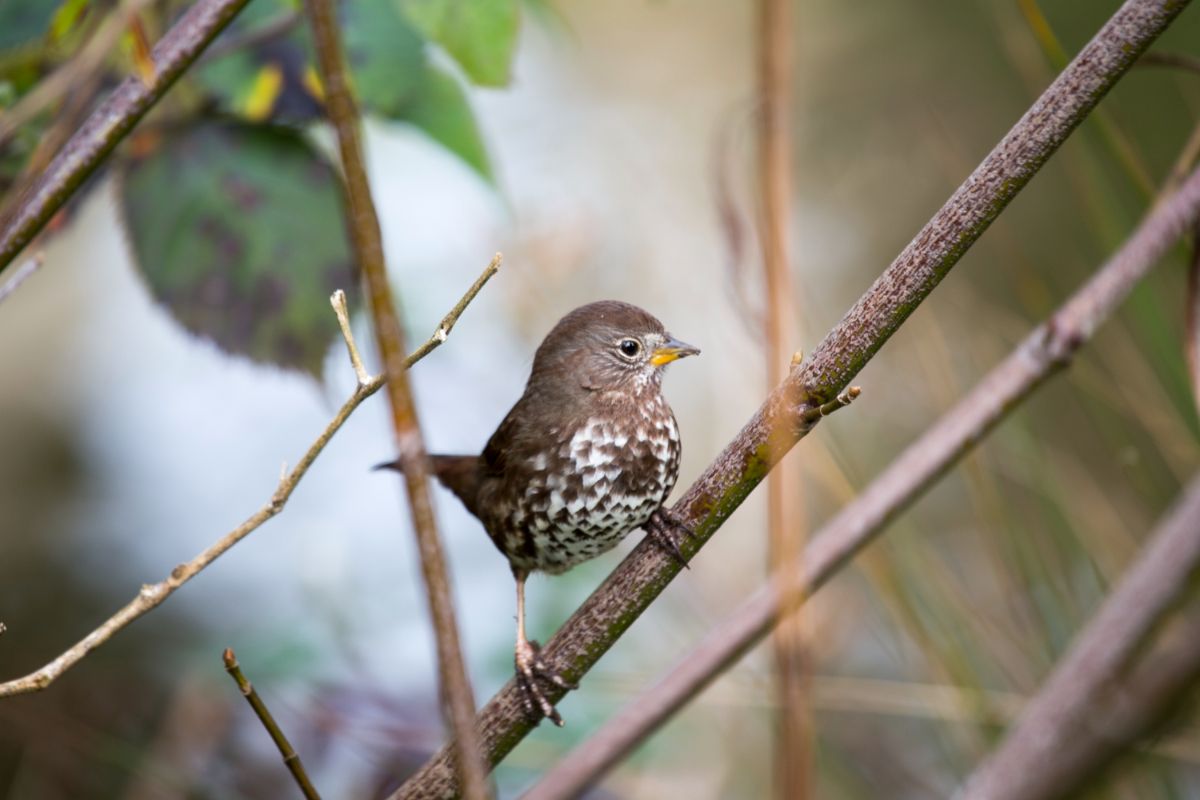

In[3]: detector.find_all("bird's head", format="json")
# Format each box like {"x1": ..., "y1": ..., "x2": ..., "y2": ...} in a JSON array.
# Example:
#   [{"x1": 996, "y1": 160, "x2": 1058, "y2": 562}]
[{"x1": 530, "y1": 300, "x2": 700, "y2": 395}]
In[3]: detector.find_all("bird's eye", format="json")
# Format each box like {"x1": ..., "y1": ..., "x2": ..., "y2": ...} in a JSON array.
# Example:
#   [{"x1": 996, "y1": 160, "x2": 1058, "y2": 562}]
[{"x1": 618, "y1": 338, "x2": 642, "y2": 358}]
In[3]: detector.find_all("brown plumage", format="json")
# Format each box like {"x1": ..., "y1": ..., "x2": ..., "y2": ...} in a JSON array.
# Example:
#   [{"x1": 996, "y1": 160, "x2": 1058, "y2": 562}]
[{"x1": 380, "y1": 300, "x2": 699, "y2": 725}]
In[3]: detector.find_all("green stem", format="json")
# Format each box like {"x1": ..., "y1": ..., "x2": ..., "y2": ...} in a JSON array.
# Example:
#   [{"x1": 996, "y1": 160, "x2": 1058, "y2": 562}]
[{"x1": 223, "y1": 649, "x2": 322, "y2": 800}]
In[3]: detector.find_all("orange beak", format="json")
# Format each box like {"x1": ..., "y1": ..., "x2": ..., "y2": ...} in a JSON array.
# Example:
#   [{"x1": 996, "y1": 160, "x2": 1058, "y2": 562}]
[{"x1": 650, "y1": 336, "x2": 701, "y2": 366}]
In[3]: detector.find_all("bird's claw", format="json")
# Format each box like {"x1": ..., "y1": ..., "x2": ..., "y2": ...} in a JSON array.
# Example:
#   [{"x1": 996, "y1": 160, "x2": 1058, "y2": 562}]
[
  {"x1": 515, "y1": 639, "x2": 576, "y2": 727},
  {"x1": 645, "y1": 507, "x2": 696, "y2": 568}
]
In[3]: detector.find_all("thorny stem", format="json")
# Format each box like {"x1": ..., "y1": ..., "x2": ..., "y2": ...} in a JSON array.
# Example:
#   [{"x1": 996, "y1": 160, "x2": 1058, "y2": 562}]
[
  {"x1": 0, "y1": 0, "x2": 254, "y2": 274},
  {"x1": 0, "y1": 260, "x2": 497, "y2": 699},
  {"x1": 522, "y1": 165, "x2": 1200, "y2": 800},
  {"x1": 303, "y1": 1, "x2": 489, "y2": 797},
  {"x1": 396, "y1": 3, "x2": 1191, "y2": 796},
  {"x1": 223, "y1": 648, "x2": 322, "y2": 800}
]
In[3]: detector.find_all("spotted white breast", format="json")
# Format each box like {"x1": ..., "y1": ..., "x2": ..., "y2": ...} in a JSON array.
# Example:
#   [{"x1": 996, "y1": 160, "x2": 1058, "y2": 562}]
[{"x1": 504, "y1": 394, "x2": 681, "y2": 574}]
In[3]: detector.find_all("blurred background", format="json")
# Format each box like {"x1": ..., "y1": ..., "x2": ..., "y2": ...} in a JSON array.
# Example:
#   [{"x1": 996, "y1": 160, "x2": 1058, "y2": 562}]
[{"x1": 2, "y1": 0, "x2": 1200, "y2": 797}]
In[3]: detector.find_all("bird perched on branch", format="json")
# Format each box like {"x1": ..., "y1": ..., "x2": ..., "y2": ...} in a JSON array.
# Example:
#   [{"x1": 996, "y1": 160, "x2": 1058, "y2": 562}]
[{"x1": 377, "y1": 300, "x2": 699, "y2": 725}]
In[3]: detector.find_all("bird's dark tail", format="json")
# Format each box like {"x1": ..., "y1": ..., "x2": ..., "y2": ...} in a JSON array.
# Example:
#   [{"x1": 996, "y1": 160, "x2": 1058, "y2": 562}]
[{"x1": 373, "y1": 454, "x2": 483, "y2": 518}]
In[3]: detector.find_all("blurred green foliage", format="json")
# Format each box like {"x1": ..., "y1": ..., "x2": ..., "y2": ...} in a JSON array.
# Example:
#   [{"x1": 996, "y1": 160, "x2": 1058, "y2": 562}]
[
  {"x1": 194, "y1": 0, "x2": 493, "y2": 179},
  {"x1": 399, "y1": 0, "x2": 519, "y2": 86},
  {"x1": 0, "y1": 0, "x2": 508, "y2": 376},
  {"x1": 0, "y1": 0, "x2": 59, "y2": 52}
]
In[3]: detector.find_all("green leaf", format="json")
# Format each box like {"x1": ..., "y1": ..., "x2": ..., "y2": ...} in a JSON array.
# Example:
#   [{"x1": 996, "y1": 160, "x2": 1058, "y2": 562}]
[
  {"x1": 344, "y1": 0, "x2": 425, "y2": 114},
  {"x1": 394, "y1": 65, "x2": 492, "y2": 181},
  {"x1": 119, "y1": 122, "x2": 358, "y2": 378},
  {"x1": 49, "y1": 0, "x2": 91, "y2": 43},
  {"x1": 196, "y1": 0, "x2": 428, "y2": 123},
  {"x1": 193, "y1": 0, "x2": 494, "y2": 183},
  {"x1": 397, "y1": 0, "x2": 519, "y2": 87},
  {"x1": 346, "y1": 1, "x2": 495, "y2": 183}
]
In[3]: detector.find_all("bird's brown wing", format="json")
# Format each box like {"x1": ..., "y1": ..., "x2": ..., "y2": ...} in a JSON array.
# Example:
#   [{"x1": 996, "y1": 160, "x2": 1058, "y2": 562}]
[{"x1": 480, "y1": 407, "x2": 520, "y2": 479}]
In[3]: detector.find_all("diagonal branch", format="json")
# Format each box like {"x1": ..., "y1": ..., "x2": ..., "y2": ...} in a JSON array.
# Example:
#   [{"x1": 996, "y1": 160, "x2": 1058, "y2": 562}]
[
  {"x1": 0, "y1": 0, "x2": 254, "y2": 274},
  {"x1": 395, "y1": 1, "x2": 1189, "y2": 796},
  {"x1": 0, "y1": 263, "x2": 497, "y2": 699},
  {"x1": 522, "y1": 165, "x2": 1200, "y2": 800},
  {"x1": 0, "y1": 0, "x2": 157, "y2": 150},
  {"x1": 959, "y1": 474, "x2": 1200, "y2": 800},
  {"x1": 1187, "y1": 223, "x2": 1200, "y2": 415},
  {"x1": 302, "y1": 1, "x2": 489, "y2": 798}
]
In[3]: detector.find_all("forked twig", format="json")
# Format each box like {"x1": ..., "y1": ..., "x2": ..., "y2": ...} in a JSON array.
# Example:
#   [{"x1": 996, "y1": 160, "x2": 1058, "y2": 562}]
[
  {"x1": 303, "y1": 0, "x2": 489, "y2": 796},
  {"x1": 0, "y1": 260, "x2": 498, "y2": 698}
]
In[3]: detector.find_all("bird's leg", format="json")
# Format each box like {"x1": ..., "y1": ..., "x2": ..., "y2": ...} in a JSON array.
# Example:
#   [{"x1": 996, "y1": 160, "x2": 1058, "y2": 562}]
[
  {"x1": 512, "y1": 569, "x2": 576, "y2": 727},
  {"x1": 644, "y1": 506, "x2": 697, "y2": 568}
]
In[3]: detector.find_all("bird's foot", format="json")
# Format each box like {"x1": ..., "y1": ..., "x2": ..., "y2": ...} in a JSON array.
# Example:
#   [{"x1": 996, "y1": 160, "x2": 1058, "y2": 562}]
[
  {"x1": 645, "y1": 507, "x2": 697, "y2": 568},
  {"x1": 515, "y1": 638, "x2": 576, "y2": 727}
]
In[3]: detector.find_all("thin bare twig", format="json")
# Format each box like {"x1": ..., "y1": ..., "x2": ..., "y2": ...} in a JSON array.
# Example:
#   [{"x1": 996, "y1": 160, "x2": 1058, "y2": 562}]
[
  {"x1": 712, "y1": 101, "x2": 757, "y2": 332},
  {"x1": 1187, "y1": 224, "x2": 1200, "y2": 416},
  {"x1": 1160, "y1": 116, "x2": 1200, "y2": 204},
  {"x1": 756, "y1": 0, "x2": 809, "y2": 794},
  {"x1": 589, "y1": 669, "x2": 1200, "y2": 763},
  {"x1": 302, "y1": 2, "x2": 489, "y2": 798},
  {"x1": 0, "y1": 0, "x2": 253, "y2": 274},
  {"x1": 396, "y1": 3, "x2": 1189, "y2": 796},
  {"x1": 197, "y1": 9, "x2": 302, "y2": 65},
  {"x1": 403, "y1": 261, "x2": 503, "y2": 369},
  {"x1": 1139, "y1": 51, "x2": 1200, "y2": 76},
  {"x1": 0, "y1": 252, "x2": 45, "y2": 305},
  {"x1": 223, "y1": 648, "x2": 322, "y2": 800},
  {"x1": 959, "y1": 475, "x2": 1200, "y2": 800},
  {"x1": 520, "y1": 166, "x2": 1200, "y2": 800},
  {"x1": 0, "y1": 262, "x2": 497, "y2": 698}
]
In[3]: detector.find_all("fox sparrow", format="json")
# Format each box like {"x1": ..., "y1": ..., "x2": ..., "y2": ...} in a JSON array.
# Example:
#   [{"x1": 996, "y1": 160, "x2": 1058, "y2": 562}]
[{"x1": 379, "y1": 300, "x2": 699, "y2": 725}]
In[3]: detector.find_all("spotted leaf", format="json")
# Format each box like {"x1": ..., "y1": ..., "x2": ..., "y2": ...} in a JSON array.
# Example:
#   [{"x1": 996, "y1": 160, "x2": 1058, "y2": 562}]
[{"x1": 119, "y1": 122, "x2": 357, "y2": 378}]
